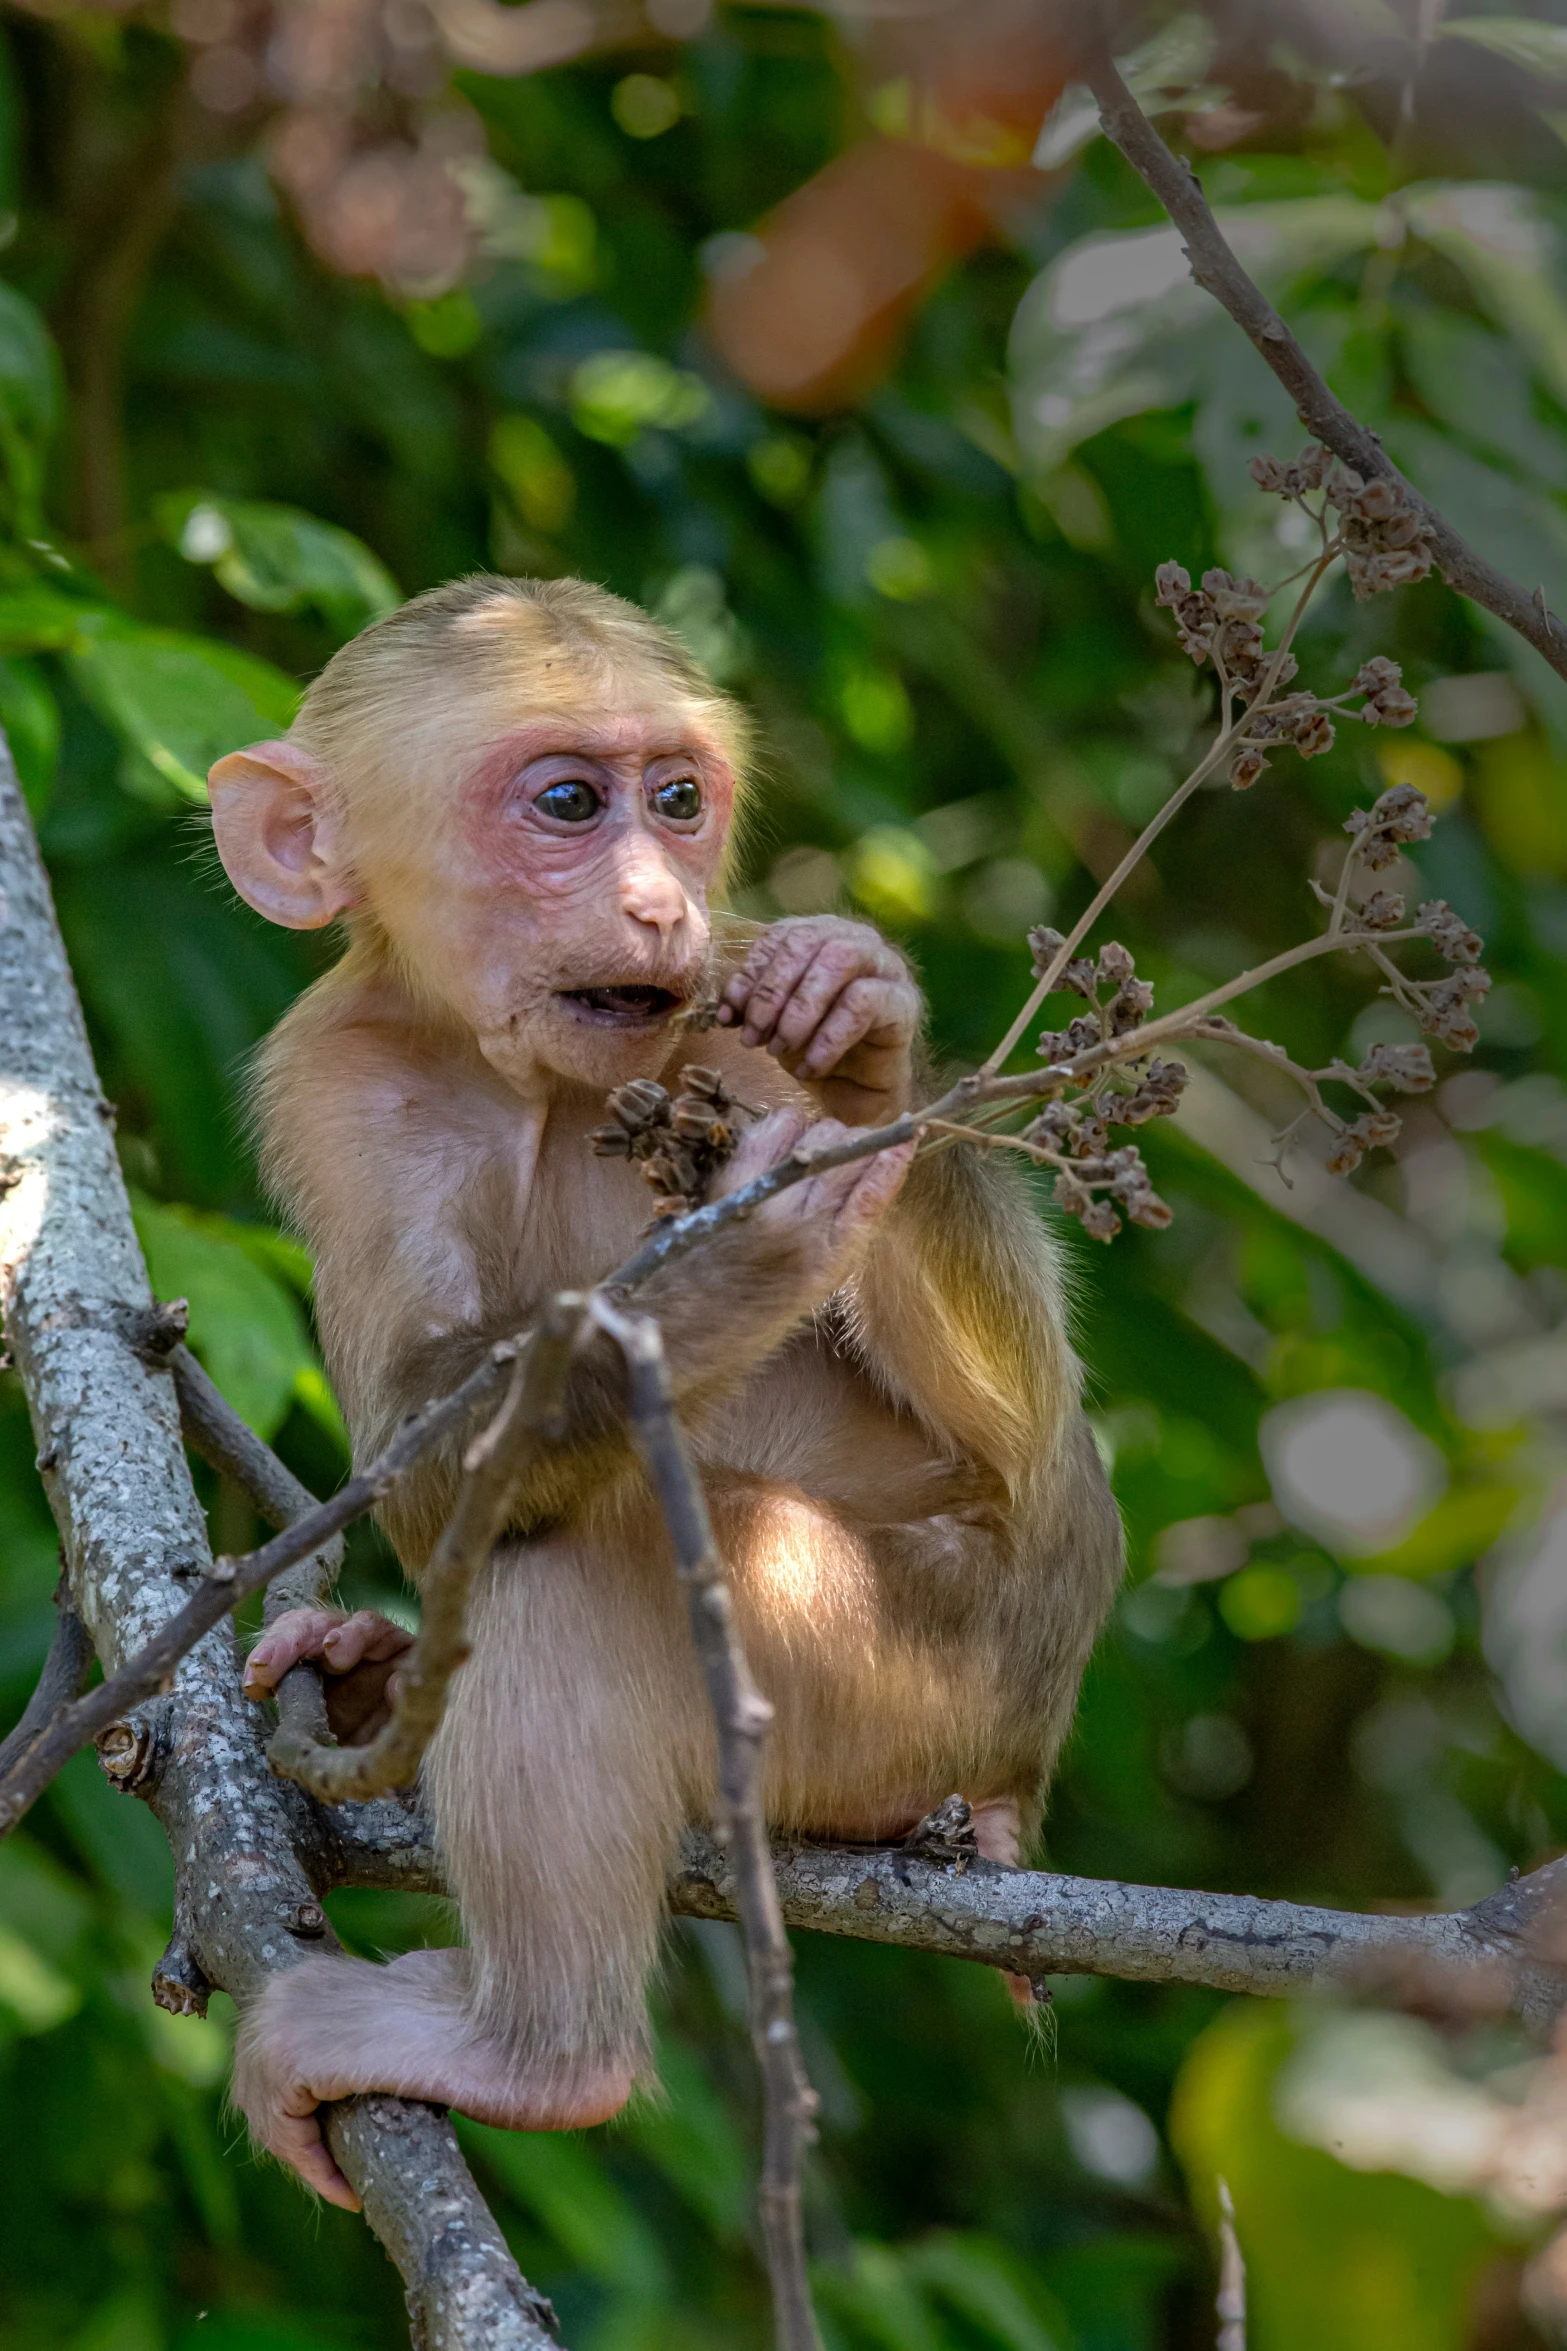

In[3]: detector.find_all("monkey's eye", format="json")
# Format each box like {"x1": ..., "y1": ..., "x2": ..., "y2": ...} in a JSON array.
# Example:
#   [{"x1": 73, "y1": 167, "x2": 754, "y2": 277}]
[
  {"x1": 535, "y1": 778, "x2": 602, "y2": 824},
  {"x1": 652, "y1": 775, "x2": 703, "y2": 822}
]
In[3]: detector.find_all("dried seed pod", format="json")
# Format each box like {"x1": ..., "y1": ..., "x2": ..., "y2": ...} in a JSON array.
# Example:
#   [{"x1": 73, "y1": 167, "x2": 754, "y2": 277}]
[
  {"x1": 589, "y1": 1123, "x2": 633, "y2": 1158},
  {"x1": 604, "y1": 1077, "x2": 672, "y2": 1134}
]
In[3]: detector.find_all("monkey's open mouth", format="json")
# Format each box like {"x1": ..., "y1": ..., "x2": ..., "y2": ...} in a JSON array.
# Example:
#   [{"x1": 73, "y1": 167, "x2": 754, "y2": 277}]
[{"x1": 557, "y1": 984, "x2": 683, "y2": 1027}]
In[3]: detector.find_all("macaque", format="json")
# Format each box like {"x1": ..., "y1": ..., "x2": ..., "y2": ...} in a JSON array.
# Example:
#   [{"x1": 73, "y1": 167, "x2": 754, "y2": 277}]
[{"x1": 210, "y1": 574, "x2": 1123, "y2": 2210}]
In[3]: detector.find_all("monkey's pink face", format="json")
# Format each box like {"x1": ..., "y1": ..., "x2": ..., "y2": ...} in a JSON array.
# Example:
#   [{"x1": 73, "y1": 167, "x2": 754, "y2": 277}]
[
  {"x1": 209, "y1": 698, "x2": 736, "y2": 1097},
  {"x1": 406, "y1": 707, "x2": 734, "y2": 1090}
]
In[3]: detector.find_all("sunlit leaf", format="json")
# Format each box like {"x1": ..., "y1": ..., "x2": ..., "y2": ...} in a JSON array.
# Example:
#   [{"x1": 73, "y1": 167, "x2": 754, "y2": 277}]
[
  {"x1": 156, "y1": 490, "x2": 401, "y2": 640},
  {"x1": 68, "y1": 613, "x2": 299, "y2": 804},
  {"x1": 1170, "y1": 2002, "x2": 1499, "y2": 2351},
  {"x1": 1441, "y1": 17, "x2": 1567, "y2": 80},
  {"x1": 132, "y1": 1196, "x2": 319, "y2": 1439}
]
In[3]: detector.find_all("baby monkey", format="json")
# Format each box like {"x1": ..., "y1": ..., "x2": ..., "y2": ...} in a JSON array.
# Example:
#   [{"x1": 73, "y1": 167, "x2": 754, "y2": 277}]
[{"x1": 212, "y1": 575, "x2": 1122, "y2": 2207}]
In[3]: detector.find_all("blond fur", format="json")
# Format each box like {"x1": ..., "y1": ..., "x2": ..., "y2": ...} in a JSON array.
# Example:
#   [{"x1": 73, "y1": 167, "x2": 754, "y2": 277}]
[{"x1": 232, "y1": 577, "x2": 1123, "y2": 2157}]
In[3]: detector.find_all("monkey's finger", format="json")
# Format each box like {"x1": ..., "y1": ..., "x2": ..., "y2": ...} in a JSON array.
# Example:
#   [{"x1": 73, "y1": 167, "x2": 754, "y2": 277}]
[
  {"x1": 729, "y1": 931, "x2": 836, "y2": 1048},
  {"x1": 714, "y1": 937, "x2": 784, "y2": 1027},
  {"x1": 833, "y1": 1137, "x2": 915, "y2": 1229},
  {"x1": 272, "y1": 2107, "x2": 361, "y2": 2211},
  {"x1": 243, "y1": 1607, "x2": 351, "y2": 1695},
  {"x1": 320, "y1": 1611, "x2": 415, "y2": 1675},
  {"x1": 793, "y1": 975, "x2": 915, "y2": 1077},
  {"x1": 715, "y1": 1103, "x2": 808, "y2": 1193},
  {"x1": 763, "y1": 943, "x2": 900, "y2": 1060}
]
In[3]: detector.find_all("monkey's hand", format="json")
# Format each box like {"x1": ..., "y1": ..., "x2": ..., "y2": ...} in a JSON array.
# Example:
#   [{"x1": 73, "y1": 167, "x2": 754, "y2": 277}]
[
  {"x1": 243, "y1": 1608, "x2": 415, "y2": 1745},
  {"x1": 716, "y1": 1106, "x2": 915, "y2": 1303},
  {"x1": 716, "y1": 915, "x2": 920, "y2": 1125}
]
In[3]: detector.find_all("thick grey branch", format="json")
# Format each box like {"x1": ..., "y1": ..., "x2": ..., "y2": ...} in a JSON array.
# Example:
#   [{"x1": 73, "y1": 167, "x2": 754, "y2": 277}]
[
  {"x1": 309, "y1": 1795, "x2": 1567, "y2": 2040},
  {"x1": 0, "y1": 742, "x2": 556, "y2": 2350},
  {"x1": 1084, "y1": 48, "x2": 1567, "y2": 682}
]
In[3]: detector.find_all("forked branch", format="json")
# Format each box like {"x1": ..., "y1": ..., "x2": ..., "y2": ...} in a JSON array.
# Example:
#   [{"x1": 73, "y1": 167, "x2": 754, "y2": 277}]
[{"x1": 1083, "y1": 45, "x2": 1567, "y2": 681}]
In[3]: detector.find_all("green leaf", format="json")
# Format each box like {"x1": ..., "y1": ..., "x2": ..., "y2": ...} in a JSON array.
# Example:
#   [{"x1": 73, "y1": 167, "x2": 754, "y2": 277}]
[
  {"x1": 67, "y1": 612, "x2": 299, "y2": 804},
  {"x1": 0, "y1": 650, "x2": 58, "y2": 819},
  {"x1": 1440, "y1": 17, "x2": 1567, "y2": 81},
  {"x1": 0, "y1": 277, "x2": 60, "y2": 536},
  {"x1": 815, "y1": 2243, "x2": 948, "y2": 2351},
  {"x1": 906, "y1": 2233, "x2": 1076, "y2": 2351},
  {"x1": 1398, "y1": 308, "x2": 1567, "y2": 489},
  {"x1": 0, "y1": 581, "x2": 102, "y2": 652},
  {"x1": 457, "y1": 2120, "x2": 671, "y2": 2296},
  {"x1": 131, "y1": 1196, "x2": 318, "y2": 1439},
  {"x1": 1009, "y1": 198, "x2": 1380, "y2": 482},
  {"x1": 157, "y1": 490, "x2": 401, "y2": 640},
  {"x1": 619, "y1": 2036, "x2": 749, "y2": 2240},
  {"x1": 1170, "y1": 2002, "x2": 1499, "y2": 2351},
  {"x1": 1403, "y1": 183, "x2": 1567, "y2": 410}
]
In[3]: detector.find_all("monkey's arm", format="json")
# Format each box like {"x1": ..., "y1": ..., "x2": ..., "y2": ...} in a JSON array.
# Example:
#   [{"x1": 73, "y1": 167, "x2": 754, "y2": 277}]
[
  {"x1": 362, "y1": 1110, "x2": 915, "y2": 1571},
  {"x1": 844, "y1": 1143, "x2": 1082, "y2": 1515}
]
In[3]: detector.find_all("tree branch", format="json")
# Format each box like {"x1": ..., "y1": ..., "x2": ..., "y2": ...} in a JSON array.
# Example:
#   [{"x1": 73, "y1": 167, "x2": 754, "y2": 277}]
[
  {"x1": 0, "y1": 1574, "x2": 92, "y2": 1780},
  {"x1": 0, "y1": 741, "x2": 559, "y2": 2350},
  {"x1": 593, "y1": 1300, "x2": 822, "y2": 2351},
  {"x1": 1083, "y1": 48, "x2": 1567, "y2": 682},
  {"x1": 268, "y1": 1298, "x2": 586, "y2": 1803},
  {"x1": 305, "y1": 1798, "x2": 1567, "y2": 2037}
]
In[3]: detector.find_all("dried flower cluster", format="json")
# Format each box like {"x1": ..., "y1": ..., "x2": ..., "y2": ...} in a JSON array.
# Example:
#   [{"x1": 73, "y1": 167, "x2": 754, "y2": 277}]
[
  {"x1": 1014, "y1": 937, "x2": 1184, "y2": 1240},
  {"x1": 578, "y1": 444, "x2": 1490, "y2": 1255},
  {"x1": 1249, "y1": 443, "x2": 1436, "y2": 597},
  {"x1": 590, "y1": 1066, "x2": 751, "y2": 1219}
]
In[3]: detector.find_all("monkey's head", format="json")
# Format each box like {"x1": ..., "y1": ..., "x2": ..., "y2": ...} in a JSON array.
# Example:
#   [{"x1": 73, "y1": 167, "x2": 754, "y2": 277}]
[{"x1": 209, "y1": 575, "x2": 752, "y2": 1095}]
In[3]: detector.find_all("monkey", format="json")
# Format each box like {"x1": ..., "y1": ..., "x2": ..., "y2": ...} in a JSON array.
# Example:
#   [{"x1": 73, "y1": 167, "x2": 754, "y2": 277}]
[{"x1": 210, "y1": 574, "x2": 1123, "y2": 2211}]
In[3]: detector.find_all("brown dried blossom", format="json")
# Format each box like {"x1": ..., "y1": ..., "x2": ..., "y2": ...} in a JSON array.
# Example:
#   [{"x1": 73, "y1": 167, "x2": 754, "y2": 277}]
[
  {"x1": 1037, "y1": 1016, "x2": 1102, "y2": 1065},
  {"x1": 1118, "y1": 1059, "x2": 1190, "y2": 1124},
  {"x1": 1419, "y1": 900, "x2": 1485, "y2": 965},
  {"x1": 592, "y1": 1066, "x2": 751, "y2": 1217},
  {"x1": 1325, "y1": 464, "x2": 1436, "y2": 597},
  {"x1": 1344, "y1": 782, "x2": 1434, "y2": 870},
  {"x1": 1357, "y1": 1041, "x2": 1436, "y2": 1093},
  {"x1": 1357, "y1": 890, "x2": 1405, "y2": 931},
  {"x1": 1249, "y1": 445, "x2": 1332, "y2": 498},
  {"x1": 1230, "y1": 747, "x2": 1269, "y2": 790},
  {"x1": 1353, "y1": 656, "x2": 1419, "y2": 727},
  {"x1": 1419, "y1": 968, "x2": 1491, "y2": 1052}
]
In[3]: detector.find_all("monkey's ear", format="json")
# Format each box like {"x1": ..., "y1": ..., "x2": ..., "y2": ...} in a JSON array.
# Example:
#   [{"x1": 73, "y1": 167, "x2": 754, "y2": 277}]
[{"x1": 208, "y1": 740, "x2": 360, "y2": 930}]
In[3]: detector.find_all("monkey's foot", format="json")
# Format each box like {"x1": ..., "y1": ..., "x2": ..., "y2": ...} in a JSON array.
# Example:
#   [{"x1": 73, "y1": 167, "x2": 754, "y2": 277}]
[{"x1": 233, "y1": 1950, "x2": 635, "y2": 2210}]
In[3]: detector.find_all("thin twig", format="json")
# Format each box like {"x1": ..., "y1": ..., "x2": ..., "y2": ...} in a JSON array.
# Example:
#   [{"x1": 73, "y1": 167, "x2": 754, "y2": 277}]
[
  {"x1": 268, "y1": 1297, "x2": 587, "y2": 1804},
  {"x1": 0, "y1": 1575, "x2": 93, "y2": 1780},
  {"x1": 591, "y1": 1297, "x2": 822, "y2": 2351},
  {"x1": 1083, "y1": 46, "x2": 1567, "y2": 681},
  {"x1": 985, "y1": 544, "x2": 1338, "y2": 1073},
  {"x1": 169, "y1": 1342, "x2": 342, "y2": 1745},
  {"x1": 1216, "y1": 2178, "x2": 1247, "y2": 2351}
]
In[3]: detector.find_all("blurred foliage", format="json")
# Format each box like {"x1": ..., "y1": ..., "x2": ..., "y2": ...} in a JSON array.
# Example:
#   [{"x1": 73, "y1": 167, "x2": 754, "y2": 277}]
[{"x1": 10, "y1": 3, "x2": 1567, "y2": 2345}]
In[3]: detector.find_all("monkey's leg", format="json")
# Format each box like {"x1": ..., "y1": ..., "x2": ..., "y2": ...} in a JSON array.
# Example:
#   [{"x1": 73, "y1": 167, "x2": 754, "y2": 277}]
[
  {"x1": 234, "y1": 1532, "x2": 700, "y2": 2206},
  {"x1": 426, "y1": 1532, "x2": 699, "y2": 2099}
]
